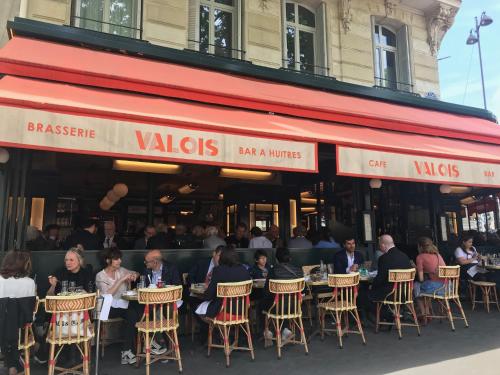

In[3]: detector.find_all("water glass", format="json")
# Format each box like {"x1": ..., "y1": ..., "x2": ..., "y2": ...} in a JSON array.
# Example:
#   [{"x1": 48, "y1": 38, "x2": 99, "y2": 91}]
[
  {"x1": 138, "y1": 275, "x2": 146, "y2": 289},
  {"x1": 69, "y1": 281, "x2": 76, "y2": 293},
  {"x1": 61, "y1": 280, "x2": 68, "y2": 294}
]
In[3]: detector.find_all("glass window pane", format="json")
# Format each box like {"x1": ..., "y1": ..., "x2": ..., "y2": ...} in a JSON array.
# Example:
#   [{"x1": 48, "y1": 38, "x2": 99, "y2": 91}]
[
  {"x1": 77, "y1": 0, "x2": 104, "y2": 32},
  {"x1": 109, "y1": 0, "x2": 137, "y2": 37},
  {"x1": 199, "y1": 5, "x2": 210, "y2": 53},
  {"x1": 299, "y1": 30, "x2": 315, "y2": 73},
  {"x1": 286, "y1": 26, "x2": 295, "y2": 69},
  {"x1": 382, "y1": 50, "x2": 397, "y2": 88},
  {"x1": 374, "y1": 25, "x2": 379, "y2": 44},
  {"x1": 298, "y1": 6, "x2": 315, "y2": 27},
  {"x1": 214, "y1": 9, "x2": 233, "y2": 58},
  {"x1": 286, "y1": 3, "x2": 295, "y2": 22},
  {"x1": 215, "y1": 0, "x2": 233, "y2": 5},
  {"x1": 380, "y1": 26, "x2": 396, "y2": 47}
]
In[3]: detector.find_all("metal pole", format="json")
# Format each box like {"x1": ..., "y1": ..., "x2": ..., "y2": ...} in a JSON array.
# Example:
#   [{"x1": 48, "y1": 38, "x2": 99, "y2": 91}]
[
  {"x1": 476, "y1": 17, "x2": 488, "y2": 110},
  {"x1": 94, "y1": 294, "x2": 103, "y2": 375}
]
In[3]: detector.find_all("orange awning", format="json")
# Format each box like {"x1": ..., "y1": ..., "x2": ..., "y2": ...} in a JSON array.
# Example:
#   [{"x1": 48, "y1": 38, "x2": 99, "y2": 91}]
[
  {"x1": 0, "y1": 75, "x2": 499, "y2": 177},
  {"x1": 0, "y1": 37, "x2": 499, "y2": 146}
]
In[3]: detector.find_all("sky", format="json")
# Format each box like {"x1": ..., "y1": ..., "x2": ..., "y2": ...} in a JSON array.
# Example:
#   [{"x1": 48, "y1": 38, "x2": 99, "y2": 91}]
[{"x1": 439, "y1": 0, "x2": 500, "y2": 119}]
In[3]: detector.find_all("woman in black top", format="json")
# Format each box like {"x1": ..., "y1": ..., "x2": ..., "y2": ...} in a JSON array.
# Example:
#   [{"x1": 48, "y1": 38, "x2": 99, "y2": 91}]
[
  {"x1": 202, "y1": 247, "x2": 251, "y2": 318},
  {"x1": 47, "y1": 248, "x2": 94, "y2": 295}
]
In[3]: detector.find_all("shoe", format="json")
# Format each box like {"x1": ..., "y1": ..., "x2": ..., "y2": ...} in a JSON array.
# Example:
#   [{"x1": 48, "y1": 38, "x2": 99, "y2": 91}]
[
  {"x1": 281, "y1": 328, "x2": 294, "y2": 344},
  {"x1": 150, "y1": 339, "x2": 167, "y2": 355},
  {"x1": 121, "y1": 350, "x2": 137, "y2": 365},
  {"x1": 264, "y1": 330, "x2": 274, "y2": 340}
]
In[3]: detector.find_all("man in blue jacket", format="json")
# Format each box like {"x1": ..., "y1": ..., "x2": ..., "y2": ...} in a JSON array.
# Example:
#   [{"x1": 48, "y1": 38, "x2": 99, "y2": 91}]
[{"x1": 333, "y1": 237, "x2": 364, "y2": 274}]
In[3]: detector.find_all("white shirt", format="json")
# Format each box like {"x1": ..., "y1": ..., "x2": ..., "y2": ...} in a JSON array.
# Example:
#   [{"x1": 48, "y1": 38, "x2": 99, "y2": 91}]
[
  {"x1": 249, "y1": 236, "x2": 273, "y2": 249},
  {"x1": 95, "y1": 267, "x2": 133, "y2": 308},
  {"x1": 207, "y1": 259, "x2": 215, "y2": 278},
  {"x1": 346, "y1": 252, "x2": 355, "y2": 273},
  {"x1": 454, "y1": 247, "x2": 478, "y2": 264},
  {"x1": 103, "y1": 235, "x2": 115, "y2": 249},
  {"x1": 0, "y1": 276, "x2": 36, "y2": 298}
]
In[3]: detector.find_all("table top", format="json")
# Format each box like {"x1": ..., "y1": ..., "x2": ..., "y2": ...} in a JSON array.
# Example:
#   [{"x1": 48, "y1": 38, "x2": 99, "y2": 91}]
[
  {"x1": 485, "y1": 264, "x2": 500, "y2": 271},
  {"x1": 121, "y1": 291, "x2": 138, "y2": 301}
]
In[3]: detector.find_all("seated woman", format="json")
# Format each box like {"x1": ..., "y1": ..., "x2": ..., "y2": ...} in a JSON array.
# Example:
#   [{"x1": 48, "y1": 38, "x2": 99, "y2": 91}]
[
  {"x1": 454, "y1": 234, "x2": 488, "y2": 281},
  {"x1": 47, "y1": 247, "x2": 94, "y2": 295},
  {"x1": 195, "y1": 247, "x2": 251, "y2": 319},
  {"x1": 0, "y1": 251, "x2": 36, "y2": 375},
  {"x1": 95, "y1": 247, "x2": 141, "y2": 365},
  {"x1": 413, "y1": 237, "x2": 446, "y2": 318}
]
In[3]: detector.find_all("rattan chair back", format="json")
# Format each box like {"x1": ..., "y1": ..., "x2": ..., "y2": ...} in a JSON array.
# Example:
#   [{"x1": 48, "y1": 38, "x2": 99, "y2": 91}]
[
  {"x1": 268, "y1": 278, "x2": 305, "y2": 318},
  {"x1": 214, "y1": 280, "x2": 253, "y2": 325},
  {"x1": 45, "y1": 293, "x2": 96, "y2": 345},
  {"x1": 386, "y1": 269, "x2": 416, "y2": 304},
  {"x1": 325, "y1": 273, "x2": 360, "y2": 311},
  {"x1": 438, "y1": 265, "x2": 460, "y2": 299},
  {"x1": 137, "y1": 286, "x2": 183, "y2": 332},
  {"x1": 18, "y1": 297, "x2": 39, "y2": 350}
]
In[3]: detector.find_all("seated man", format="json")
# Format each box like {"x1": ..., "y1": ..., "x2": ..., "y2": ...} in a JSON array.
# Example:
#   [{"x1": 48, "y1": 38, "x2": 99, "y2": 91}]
[
  {"x1": 142, "y1": 249, "x2": 181, "y2": 287},
  {"x1": 333, "y1": 237, "x2": 364, "y2": 274},
  {"x1": 262, "y1": 247, "x2": 304, "y2": 342},
  {"x1": 187, "y1": 246, "x2": 223, "y2": 344},
  {"x1": 361, "y1": 235, "x2": 411, "y2": 324}
]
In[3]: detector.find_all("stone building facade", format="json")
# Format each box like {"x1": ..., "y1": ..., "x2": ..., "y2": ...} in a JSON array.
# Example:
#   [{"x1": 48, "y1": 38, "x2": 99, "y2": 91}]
[{"x1": 5, "y1": 0, "x2": 460, "y2": 97}]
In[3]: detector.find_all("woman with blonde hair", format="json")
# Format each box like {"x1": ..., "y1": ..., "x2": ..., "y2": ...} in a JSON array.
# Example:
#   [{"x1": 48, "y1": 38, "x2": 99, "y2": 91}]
[
  {"x1": 414, "y1": 237, "x2": 446, "y2": 318},
  {"x1": 47, "y1": 247, "x2": 94, "y2": 295}
]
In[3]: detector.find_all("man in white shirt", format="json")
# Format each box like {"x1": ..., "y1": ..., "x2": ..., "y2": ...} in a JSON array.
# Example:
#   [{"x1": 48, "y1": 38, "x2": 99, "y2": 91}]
[{"x1": 249, "y1": 227, "x2": 273, "y2": 248}]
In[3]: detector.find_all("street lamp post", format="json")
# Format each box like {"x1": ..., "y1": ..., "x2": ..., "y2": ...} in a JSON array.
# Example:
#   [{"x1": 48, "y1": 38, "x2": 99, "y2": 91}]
[{"x1": 466, "y1": 11, "x2": 493, "y2": 110}]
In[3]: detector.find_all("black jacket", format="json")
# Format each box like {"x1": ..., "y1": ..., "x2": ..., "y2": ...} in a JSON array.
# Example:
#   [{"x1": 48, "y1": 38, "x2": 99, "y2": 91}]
[
  {"x1": 188, "y1": 258, "x2": 212, "y2": 285},
  {"x1": 263, "y1": 262, "x2": 304, "y2": 312},
  {"x1": 64, "y1": 229, "x2": 101, "y2": 250},
  {"x1": 147, "y1": 233, "x2": 172, "y2": 250},
  {"x1": 203, "y1": 264, "x2": 251, "y2": 318},
  {"x1": 101, "y1": 234, "x2": 129, "y2": 250},
  {"x1": 333, "y1": 249, "x2": 365, "y2": 274},
  {"x1": 225, "y1": 235, "x2": 249, "y2": 248},
  {"x1": 371, "y1": 247, "x2": 411, "y2": 301},
  {"x1": 0, "y1": 296, "x2": 36, "y2": 347},
  {"x1": 143, "y1": 261, "x2": 181, "y2": 287}
]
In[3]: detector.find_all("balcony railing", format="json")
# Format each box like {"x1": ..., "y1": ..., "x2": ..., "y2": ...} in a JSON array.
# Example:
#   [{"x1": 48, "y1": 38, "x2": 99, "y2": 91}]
[
  {"x1": 374, "y1": 76, "x2": 415, "y2": 94},
  {"x1": 282, "y1": 59, "x2": 330, "y2": 78},
  {"x1": 70, "y1": 0, "x2": 144, "y2": 40},
  {"x1": 186, "y1": 39, "x2": 246, "y2": 61}
]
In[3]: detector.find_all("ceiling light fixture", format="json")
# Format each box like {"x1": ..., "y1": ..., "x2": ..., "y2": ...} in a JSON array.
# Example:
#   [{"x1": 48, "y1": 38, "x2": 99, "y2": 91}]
[
  {"x1": 300, "y1": 207, "x2": 317, "y2": 213},
  {"x1": 178, "y1": 183, "x2": 199, "y2": 194},
  {"x1": 113, "y1": 160, "x2": 181, "y2": 174},
  {"x1": 159, "y1": 195, "x2": 175, "y2": 204},
  {"x1": 449, "y1": 186, "x2": 472, "y2": 194},
  {"x1": 301, "y1": 198, "x2": 325, "y2": 205},
  {"x1": 300, "y1": 191, "x2": 313, "y2": 198},
  {"x1": 219, "y1": 168, "x2": 273, "y2": 180}
]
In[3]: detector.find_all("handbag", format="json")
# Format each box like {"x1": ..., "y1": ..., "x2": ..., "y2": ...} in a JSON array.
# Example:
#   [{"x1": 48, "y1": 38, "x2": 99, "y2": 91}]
[{"x1": 55, "y1": 312, "x2": 92, "y2": 337}]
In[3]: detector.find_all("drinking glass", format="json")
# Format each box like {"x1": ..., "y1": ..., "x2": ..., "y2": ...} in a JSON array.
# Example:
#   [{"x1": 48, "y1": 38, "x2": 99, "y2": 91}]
[
  {"x1": 61, "y1": 280, "x2": 68, "y2": 295},
  {"x1": 68, "y1": 281, "x2": 76, "y2": 293},
  {"x1": 138, "y1": 275, "x2": 146, "y2": 289}
]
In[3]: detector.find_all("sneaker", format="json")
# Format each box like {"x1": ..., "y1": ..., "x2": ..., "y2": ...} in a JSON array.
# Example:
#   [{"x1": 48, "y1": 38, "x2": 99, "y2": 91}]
[
  {"x1": 150, "y1": 339, "x2": 167, "y2": 356},
  {"x1": 264, "y1": 330, "x2": 274, "y2": 340},
  {"x1": 121, "y1": 350, "x2": 137, "y2": 365},
  {"x1": 281, "y1": 328, "x2": 294, "y2": 343}
]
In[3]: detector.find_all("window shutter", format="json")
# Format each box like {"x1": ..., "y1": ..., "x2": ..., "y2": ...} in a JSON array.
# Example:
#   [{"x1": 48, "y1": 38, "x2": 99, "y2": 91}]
[
  {"x1": 188, "y1": 0, "x2": 200, "y2": 50},
  {"x1": 396, "y1": 24, "x2": 411, "y2": 92},
  {"x1": 315, "y1": 1, "x2": 328, "y2": 75}
]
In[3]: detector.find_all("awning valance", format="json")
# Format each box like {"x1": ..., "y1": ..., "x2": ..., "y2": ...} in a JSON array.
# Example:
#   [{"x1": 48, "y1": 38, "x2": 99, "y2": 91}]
[{"x1": 0, "y1": 76, "x2": 500, "y2": 187}]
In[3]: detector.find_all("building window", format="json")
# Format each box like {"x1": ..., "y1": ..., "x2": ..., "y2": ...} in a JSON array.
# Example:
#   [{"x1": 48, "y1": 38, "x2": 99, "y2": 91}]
[
  {"x1": 72, "y1": 0, "x2": 140, "y2": 38},
  {"x1": 373, "y1": 23, "x2": 412, "y2": 91},
  {"x1": 284, "y1": 2, "x2": 317, "y2": 73},
  {"x1": 189, "y1": 0, "x2": 240, "y2": 58}
]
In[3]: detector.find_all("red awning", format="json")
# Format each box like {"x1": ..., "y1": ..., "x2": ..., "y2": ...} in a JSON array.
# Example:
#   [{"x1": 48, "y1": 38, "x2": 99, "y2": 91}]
[
  {"x1": 0, "y1": 75, "x2": 499, "y2": 170},
  {"x1": 0, "y1": 37, "x2": 499, "y2": 146}
]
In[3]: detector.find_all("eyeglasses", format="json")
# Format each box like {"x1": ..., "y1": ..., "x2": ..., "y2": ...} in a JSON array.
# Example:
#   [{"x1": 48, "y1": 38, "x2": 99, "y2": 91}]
[{"x1": 144, "y1": 259, "x2": 154, "y2": 265}]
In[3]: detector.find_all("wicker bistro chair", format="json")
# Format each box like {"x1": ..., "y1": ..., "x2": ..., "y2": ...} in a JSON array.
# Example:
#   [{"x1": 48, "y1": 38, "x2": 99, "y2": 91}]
[
  {"x1": 263, "y1": 278, "x2": 309, "y2": 359},
  {"x1": 374, "y1": 269, "x2": 420, "y2": 339},
  {"x1": 18, "y1": 297, "x2": 39, "y2": 375},
  {"x1": 317, "y1": 273, "x2": 366, "y2": 348},
  {"x1": 206, "y1": 280, "x2": 254, "y2": 367},
  {"x1": 45, "y1": 293, "x2": 96, "y2": 375},
  {"x1": 135, "y1": 286, "x2": 183, "y2": 374},
  {"x1": 301, "y1": 265, "x2": 321, "y2": 326},
  {"x1": 421, "y1": 266, "x2": 469, "y2": 330}
]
